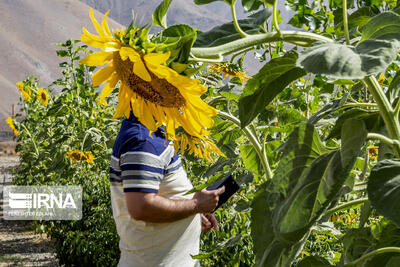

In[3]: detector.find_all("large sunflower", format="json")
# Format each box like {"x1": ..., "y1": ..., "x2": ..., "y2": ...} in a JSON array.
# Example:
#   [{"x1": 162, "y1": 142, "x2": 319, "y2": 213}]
[{"x1": 80, "y1": 9, "x2": 222, "y2": 161}]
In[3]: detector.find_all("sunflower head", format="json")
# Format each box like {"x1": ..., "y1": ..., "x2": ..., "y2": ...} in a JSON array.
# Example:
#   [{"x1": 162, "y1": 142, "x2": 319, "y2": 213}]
[
  {"x1": 80, "y1": 9, "x2": 224, "y2": 161},
  {"x1": 208, "y1": 62, "x2": 250, "y2": 84},
  {"x1": 67, "y1": 149, "x2": 84, "y2": 162},
  {"x1": 37, "y1": 88, "x2": 50, "y2": 106},
  {"x1": 368, "y1": 145, "x2": 379, "y2": 159},
  {"x1": 6, "y1": 117, "x2": 20, "y2": 136},
  {"x1": 83, "y1": 151, "x2": 95, "y2": 164},
  {"x1": 16, "y1": 82, "x2": 32, "y2": 102}
]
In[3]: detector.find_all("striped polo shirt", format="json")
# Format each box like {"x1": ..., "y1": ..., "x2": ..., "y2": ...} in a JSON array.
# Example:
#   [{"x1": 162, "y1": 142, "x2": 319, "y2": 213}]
[{"x1": 109, "y1": 114, "x2": 201, "y2": 267}]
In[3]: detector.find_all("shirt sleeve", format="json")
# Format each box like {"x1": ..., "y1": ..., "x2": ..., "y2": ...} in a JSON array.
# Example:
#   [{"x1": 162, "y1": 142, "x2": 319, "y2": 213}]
[{"x1": 119, "y1": 140, "x2": 166, "y2": 194}]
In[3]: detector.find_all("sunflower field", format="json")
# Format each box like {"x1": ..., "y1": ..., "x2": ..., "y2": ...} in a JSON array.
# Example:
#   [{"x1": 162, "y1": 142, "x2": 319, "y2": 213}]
[{"x1": 7, "y1": 0, "x2": 400, "y2": 266}]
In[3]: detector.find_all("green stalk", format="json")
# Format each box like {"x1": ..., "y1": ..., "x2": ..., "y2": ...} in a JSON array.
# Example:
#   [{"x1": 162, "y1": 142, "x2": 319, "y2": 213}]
[
  {"x1": 363, "y1": 76, "x2": 400, "y2": 157},
  {"x1": 343, "y1": 0, "x2": 350, "y2": 45},
  {"x1": 342, "y1": 103, "x2": 378, "y2": 109},
  {"x1": 218, "y1": 110, "x2": 273, "y2": 180},
  {"x1": 231, "y1": 1, "x2": 247, "y2": 38},
  {"x1": 191, "y1": 31, "x2": 333, "y2": 59},
  {"x1": 273, "y1": 0, "x2": 282, "y2": 36},
  {"x1": 20, "y1": 123, "x2": 39, "y2": 156},
  {"x1": 323, "y1": 198, "x2": 369, "y2": 216},
  {"x1": 345, "y1": 247, "x2": 400, "y2": 267},
  {"x1": 367, "y1": 133, "x2": 400, "y2": 147}
]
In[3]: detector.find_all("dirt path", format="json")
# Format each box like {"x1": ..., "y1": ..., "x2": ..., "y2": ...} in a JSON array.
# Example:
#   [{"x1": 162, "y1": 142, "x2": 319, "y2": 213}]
[{"x1": 0, "y1": 156, "x2": 59, "y2": 267}]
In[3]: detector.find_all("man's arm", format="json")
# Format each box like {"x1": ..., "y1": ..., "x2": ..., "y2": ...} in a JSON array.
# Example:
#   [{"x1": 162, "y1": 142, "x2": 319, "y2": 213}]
[{"x1": 125, "y1": 187, "x2": 225, "y2": 223}]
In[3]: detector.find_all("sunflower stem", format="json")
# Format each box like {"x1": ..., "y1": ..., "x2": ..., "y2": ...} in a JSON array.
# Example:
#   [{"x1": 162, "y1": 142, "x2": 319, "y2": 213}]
[
  {"x1": 218, "y1": 110, "x2": 273, "y2": 180},
  {"x1": 367, "y1": 133, "x2": 400, "y2": 147},
  {"x1": 272, "y1": 0, "x2": 282, "y2": 37},
  {"x1": 363, "y1": 76, "x2": 400, "y2": 157},
  {"x1": 191, "y1": 31, "x2": 333, "y2": 59},
  {"x1": 231, "y1": 1, "x2": 248, "y2": 38},
  {"x1": 343, "y1": 0, "x2": 351, "y2": 45},
  {"x1": 323, "y1": 198, "x2": 369, "y2": 216},
  {"x1": 344, "y1": 247, "x2": 400, "y2": 267},
  {"x1": 20, "y1": 123, "x2": 39, "y2": 156}
]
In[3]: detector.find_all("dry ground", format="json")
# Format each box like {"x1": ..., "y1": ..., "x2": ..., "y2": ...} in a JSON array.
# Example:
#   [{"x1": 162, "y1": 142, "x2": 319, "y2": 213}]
[{"x1": 0, "y1": 156, "x2": 59, "y2": 267}]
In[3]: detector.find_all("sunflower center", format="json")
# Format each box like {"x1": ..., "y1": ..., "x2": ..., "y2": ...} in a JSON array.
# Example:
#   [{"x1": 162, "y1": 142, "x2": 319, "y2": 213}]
[
  {"x1": 113, "y1": 52, "x2": 185, "y2": 108},
  {"x1": 41, "y1": 93, "x2": 46, "y2": 100}
]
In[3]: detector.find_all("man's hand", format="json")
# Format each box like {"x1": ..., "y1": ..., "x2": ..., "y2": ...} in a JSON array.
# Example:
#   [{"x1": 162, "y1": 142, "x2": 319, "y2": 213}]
[
  {"x1": 201, "y1": 213, "x2": 218, "y2": 232},
  {"x1": 193, "y1": 186, "x2": 225, "y2": 213}
]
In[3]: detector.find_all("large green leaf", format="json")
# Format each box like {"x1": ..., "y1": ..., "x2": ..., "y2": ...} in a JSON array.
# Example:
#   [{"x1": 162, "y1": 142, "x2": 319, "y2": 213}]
[
  {"x1": 360, "y1": 11, "x2": 400, "y2": 43},
  {"x1": 367, "y1": 159, "x2": 400, "y2": 226},
  {"x1": 296, "y1": 256, "x2": 334, "y2": 267},
  {"x1": 194, "y1": 0, "x2": 232, "y2": 4},
  {"x1": 239, "y1": 144, "x2": 263, "y2": 175},
  {"x1": 241, "y1": 0, "x2": 264, "y2": 12},
  {"x1": 297, "y1": 40, "x2": 399, "y2": 80},
  {"x1": 335, "y1": 7, "x2": 376, "y2": 35},
  {"x1": 152, "y1": 0, "x2": 173, "y2": 29},
  {"x1": 340, "y1": 228, "x2": 376, "y2": 264},
  {"x1": 272, "y1": 119, "x2": 367, "y2": 244},
  {"x1": 239, "y1": 51, "x2": 306, "y2": 127},
  {"x1": 155, "y1": 24, "x2": 197, "y2": 63},
  {"x1": 194, "y1": 9, "x2": 271, "y2": 47},
  {"x1": 387, "y1": 71, "x2": 400, "y2": 104},
  {"x1": 327, "y1": 108, "x2": 380, "y2": 139},
  {"x1": 251, "y1": 188, "x2": 276, "y2": 263}
]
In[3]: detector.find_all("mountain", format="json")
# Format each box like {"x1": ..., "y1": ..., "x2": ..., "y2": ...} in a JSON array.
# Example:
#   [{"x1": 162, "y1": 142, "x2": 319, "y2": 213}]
[
  {"x1": 78, "y1": 0, "x2": 230, "y2": 31},
  {"x1": 0, "y1": 0, "x2": 121, "y2": 133}
]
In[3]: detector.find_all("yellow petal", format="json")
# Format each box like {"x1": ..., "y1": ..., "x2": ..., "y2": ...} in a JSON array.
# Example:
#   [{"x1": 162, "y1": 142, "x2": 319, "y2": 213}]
[
  {"x1": 113, "y1": 83, "x2": 131, "y2": 119},
  {"x1": 143, "y1": 52, "x2": 170, "y2": 66},
  {"x1": 119, "y1": 47, "x2": 140, "y2": 61},
  {"x1": 99, "y1": 73, "x2": 119, "y2": 104},
  {"x1": 90, "y1": 8, "x2": 106, "y2": 37},
  {"x1": 92, "y1": 62, "x2": 115, "y2": 86},
  {"x1": 101, "y1": 10, "x2": 112, "y2": 37},
  {"x1": 133, "y1": 60, "x2": 151, "y2": 82},
  {"x1": 80, "y1": 52, "x2": 113, "y2": 66}
]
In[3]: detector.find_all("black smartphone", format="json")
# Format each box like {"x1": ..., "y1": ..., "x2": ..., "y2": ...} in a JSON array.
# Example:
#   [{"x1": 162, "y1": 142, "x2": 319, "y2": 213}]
[{"x1": 206, "y1": 174, "x2": 240, "y2": 212}]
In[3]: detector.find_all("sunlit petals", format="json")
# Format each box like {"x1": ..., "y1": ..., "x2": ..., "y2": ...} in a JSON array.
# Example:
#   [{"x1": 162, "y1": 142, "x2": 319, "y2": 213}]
[
  {"x1": 80, "y1": 52, "x2": 113, "y2": 66},
  {"x1": 98, "y1": 73, "x2": 119, "y2": 105},
  {"x1": 89, "y1": 8, "x2": 106, "y2": 37},
  {"x1": 92, "y1": 62, "x2": 115, "y2": 86}
]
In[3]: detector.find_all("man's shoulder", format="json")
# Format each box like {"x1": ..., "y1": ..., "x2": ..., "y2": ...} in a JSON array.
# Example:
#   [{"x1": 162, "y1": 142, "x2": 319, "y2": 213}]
[{"x1": 112, "y1": 119, "x2": 172, "y2": 161}]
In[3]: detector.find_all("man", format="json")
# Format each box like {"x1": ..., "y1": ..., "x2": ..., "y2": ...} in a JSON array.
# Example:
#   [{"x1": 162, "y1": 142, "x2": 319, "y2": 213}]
[{"x1": 109, "y1": 113, "x2": 225, "y2": 266}]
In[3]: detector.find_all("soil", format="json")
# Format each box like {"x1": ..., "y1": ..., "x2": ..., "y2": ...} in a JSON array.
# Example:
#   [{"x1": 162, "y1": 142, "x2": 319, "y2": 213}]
[{"x1": 0, "y1": 156, "x2": 59, "y2": 267}]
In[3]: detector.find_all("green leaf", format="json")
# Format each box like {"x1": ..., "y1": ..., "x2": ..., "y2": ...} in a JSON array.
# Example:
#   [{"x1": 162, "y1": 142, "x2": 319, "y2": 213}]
[
  {"x1": 155, "y1": 24, "x2": 197, "y2": 63},
  {"x1": 239, "y1": 144, "x2": 262, "y2": 175},
  {"x1": 194, "y1": 0, "x2": 232, "y2": 5},
  {"x1": 152, "y1": 0, "x2": 173, "y2": 29},
  {"x1": 241, "y1": 0, "x2": 263, "y2": 12},
  {"x1": 387, "y1": 71, "x2": 400, "y2": 104},
  {"x1": 328, "y1": 108, "x2": 380, "y2": 139},
  {"x1": 239, "y1": 51, "x2": 306, "y2": 127},
  {"x1": 335, "y1": 7, "x2": 376, "y2": 35},
  {"x1": 194, "y1": 9, "x2": 271, "y2": 47},
  {"x1": 296, "y1": 256, "x2": 334, "y2": 267},
  {"x1": 340, "y1": 228, "x2": 376, "y2": 264},
  {"x1": 360, "y1": 11, "x2": 400, "y2": 43},
  {"x1": 367, "y1": 159, "x2": 400, "y2": 226},
  {"x1": 272, "y1": 119, "x2": 366, "y2": 244},
  {"x1": 297, "y1": 40, "x2": 399, "y2": 80}
]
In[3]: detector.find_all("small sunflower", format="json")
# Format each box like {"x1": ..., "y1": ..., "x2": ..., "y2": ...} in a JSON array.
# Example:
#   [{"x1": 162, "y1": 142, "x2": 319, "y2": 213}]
[
  {"x1": 5, "y1": 117, "x2": 19, "y2": 136},
  {"x1": 37, "y1": 88, "x2": 50, "y2": 106},
  {"x1": 368, "y1": 144, "x2": 378, "y2": 159},
  {"x1": 83, "y1": 151, "x2": 95, "y2": 164},
  {"x1": 67, "y1": 149, "x2": 85, "y2": 162},
  {"x1": 80, "y1": 9, "x2": 223, "y2": 161},
  {"x1": 378, "y1": 73, "x2": 385, "y2": 85},
  {"x1": 16, "y1": 82, "x2": 32, "y2": 102},
  {"x1": 208, "y1": 62, "x2": 250, "y2": 84}
]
